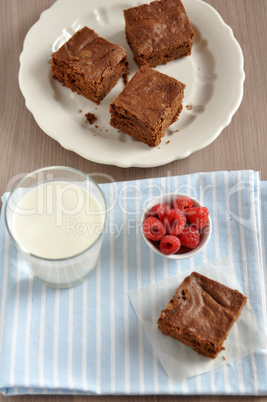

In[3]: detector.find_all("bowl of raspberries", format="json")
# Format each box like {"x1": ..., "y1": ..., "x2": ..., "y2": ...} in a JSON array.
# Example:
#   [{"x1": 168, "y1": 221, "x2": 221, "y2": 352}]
[{"x1": 141, "y1": 193, "x2": 211, "y2": 259}]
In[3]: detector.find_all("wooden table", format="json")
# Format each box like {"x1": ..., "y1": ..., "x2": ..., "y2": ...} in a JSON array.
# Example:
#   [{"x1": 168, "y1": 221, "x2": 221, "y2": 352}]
[{"x1": 0, "y1": 0, "x2": 266, "y2": 401}]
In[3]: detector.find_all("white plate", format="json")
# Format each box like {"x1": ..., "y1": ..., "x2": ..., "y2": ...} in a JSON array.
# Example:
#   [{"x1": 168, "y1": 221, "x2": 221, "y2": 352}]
[{"x1": 19, "y1": 0, "x2": 245, "y2": 168}]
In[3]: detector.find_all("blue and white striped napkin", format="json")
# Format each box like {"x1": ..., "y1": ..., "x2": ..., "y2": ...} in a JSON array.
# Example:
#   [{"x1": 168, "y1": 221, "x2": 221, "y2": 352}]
[{"x1": 0, "y1": 170, "x2": 266, "y2": 395}]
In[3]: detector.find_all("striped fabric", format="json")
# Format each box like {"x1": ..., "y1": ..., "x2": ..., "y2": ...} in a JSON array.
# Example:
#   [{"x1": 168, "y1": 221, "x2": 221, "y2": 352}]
[{"x1": 0, "y1": 170, "x2": 266, "y2": 395}]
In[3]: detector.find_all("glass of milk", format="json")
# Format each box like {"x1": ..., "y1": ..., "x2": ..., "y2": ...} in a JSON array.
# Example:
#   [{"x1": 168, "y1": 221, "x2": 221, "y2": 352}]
[{"x1": 5, "y1": 166, "x2": 107, "y2": 288}]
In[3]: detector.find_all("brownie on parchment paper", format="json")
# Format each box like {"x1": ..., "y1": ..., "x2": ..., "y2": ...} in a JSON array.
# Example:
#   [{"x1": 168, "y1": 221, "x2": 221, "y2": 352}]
[{"x1": 158, "y1": 271, "x2": 247, "y2": 359}]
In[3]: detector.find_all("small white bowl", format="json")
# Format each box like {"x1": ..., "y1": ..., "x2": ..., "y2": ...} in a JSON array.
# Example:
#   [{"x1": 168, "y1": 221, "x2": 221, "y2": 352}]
[{"x1": 140, "y1": 193, "x2": 212, "y2": 259}]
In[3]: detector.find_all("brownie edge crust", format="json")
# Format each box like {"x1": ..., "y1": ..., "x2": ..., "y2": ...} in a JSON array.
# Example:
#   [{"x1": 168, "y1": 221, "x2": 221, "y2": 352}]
[
  {"x1": 51, "y1": 27, "x2": 128, "y2": 104},
  {"x1": 158, "y1": 272, "x2": 247, "y2": 359}
]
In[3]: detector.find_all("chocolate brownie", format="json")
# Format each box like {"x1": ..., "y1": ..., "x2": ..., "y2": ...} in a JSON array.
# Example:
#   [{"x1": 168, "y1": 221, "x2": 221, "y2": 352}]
[
  {"x1": 158, "y1": 272, "x2": 247, "y2": 359},
  {"x1": 124, "y1": 0, "x2": 194, "y2": 67},
  {"x1": 109, "y1": 66, "x2": 185, "y2": 146},
  {"x1": 51, "y1": 27, "x2": 128, "y2": 104}
]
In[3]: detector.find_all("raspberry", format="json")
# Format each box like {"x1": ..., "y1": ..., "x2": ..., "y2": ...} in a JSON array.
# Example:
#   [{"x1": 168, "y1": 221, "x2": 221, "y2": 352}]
[
  {"x1": 173, "y1": 196, "x2": 193, "y2": 212},
  {"x1": 187, "y1": 207, "x2": 209, "y2": 229},
  {"x1": 150, "y1": 203, "x2": 171, "y2": 221},
  {"x1": 179, "y1": 225, "x2": 200, "y2": 249},
  {"x1": 142, "y1": 216, "x2": 165, "y2": 241},
  {"x1": 159, "y1": 235, "x2": 181, "y2": 255},
  {"x1": 163, "y1": 209, "x2": 186, "y2": 236}
]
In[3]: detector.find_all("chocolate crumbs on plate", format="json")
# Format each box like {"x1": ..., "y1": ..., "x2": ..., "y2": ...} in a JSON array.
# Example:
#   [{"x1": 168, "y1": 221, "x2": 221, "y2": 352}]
[{"x1": 85, "y1": 112, "x2": 97, "y2": 124}]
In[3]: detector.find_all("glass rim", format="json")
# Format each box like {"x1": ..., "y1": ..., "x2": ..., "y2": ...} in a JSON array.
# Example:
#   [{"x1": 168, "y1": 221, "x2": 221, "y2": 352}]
[{"x1": 4, "y1": 165, "x2": 107, "y2": 262}]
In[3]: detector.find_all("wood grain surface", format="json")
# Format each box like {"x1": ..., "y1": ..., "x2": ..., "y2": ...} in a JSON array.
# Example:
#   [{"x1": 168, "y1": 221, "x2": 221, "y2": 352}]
[{"x1": 0, "y1": 0, "x2": 267, "y2": 401}]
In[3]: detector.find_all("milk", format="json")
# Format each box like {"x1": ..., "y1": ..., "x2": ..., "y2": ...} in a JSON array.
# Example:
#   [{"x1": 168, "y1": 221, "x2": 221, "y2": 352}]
[
  {"x1": 9, "y1": 180, "x2": 106, "y2": 287},
  {"x1": 12, "y1": 181, "x2": 104, "y2": 259}
]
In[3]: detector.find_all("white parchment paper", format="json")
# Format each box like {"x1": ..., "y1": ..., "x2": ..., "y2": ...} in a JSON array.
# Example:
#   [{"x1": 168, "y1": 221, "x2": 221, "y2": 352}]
[{"x1": 129, "y1": 256, "x2": 267, "y2": 382}]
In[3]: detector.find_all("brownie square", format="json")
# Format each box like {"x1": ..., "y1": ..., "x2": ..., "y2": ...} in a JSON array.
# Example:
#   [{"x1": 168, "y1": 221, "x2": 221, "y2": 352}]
[
  {"x1": 51, "y1": 27, "x2": 128, "y2": 104},
  {"x1": 124, "y1": 0, "x2": 194, "y2": 67},
  {"x1": 109, "y1": 66, "x2": 185, "y2": 146},
  {"x1": 158, "y1": 272, "x2": 247, "y2": 359}
]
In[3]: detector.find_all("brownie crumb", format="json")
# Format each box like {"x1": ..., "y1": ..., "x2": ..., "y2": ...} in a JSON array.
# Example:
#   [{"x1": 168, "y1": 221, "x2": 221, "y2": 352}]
[
  {"x1": 123, "y1": 74, "x2": 129, "y2": 85},
  {"x1": 166, "y1": 140, "x2": 170, "y2": 144},
  {"x1": 85, "y1": 112, "x2": 97, "y2": 124},
  {"x1": 95, "y1": 125, "x2": 99, "y2": 129},
  {"x1": 79, "y1": 109, "x2": 82, "y2": 113},
  {"x1": 186, "y1": 105, "x2": 193, "y2": 110}
]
